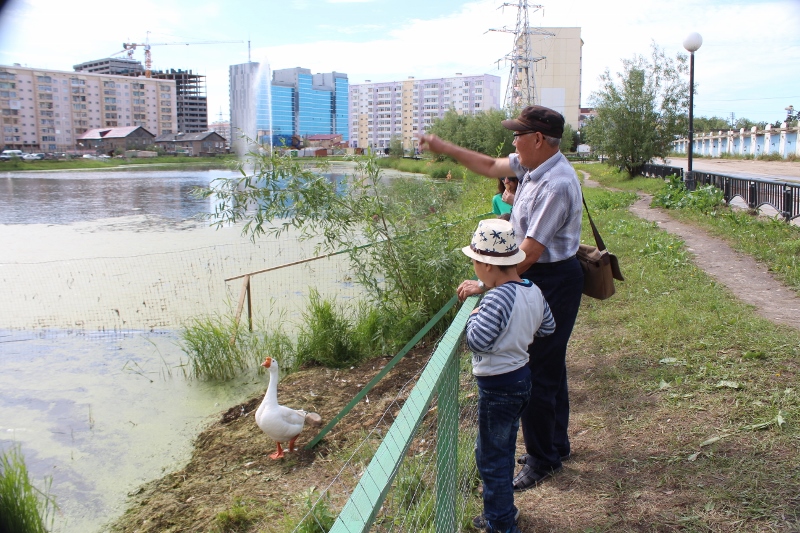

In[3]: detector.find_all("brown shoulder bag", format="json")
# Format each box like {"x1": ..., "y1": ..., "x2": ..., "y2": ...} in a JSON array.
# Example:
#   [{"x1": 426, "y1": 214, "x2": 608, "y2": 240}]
[{"x1": 577, "y1": 196, "x2": 624, "y2": 299}]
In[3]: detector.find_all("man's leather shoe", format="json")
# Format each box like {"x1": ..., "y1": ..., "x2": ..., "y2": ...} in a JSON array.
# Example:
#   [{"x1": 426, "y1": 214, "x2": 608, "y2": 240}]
[{"x1": 512, "y1": 463, "x2": 562, "y2": 492}]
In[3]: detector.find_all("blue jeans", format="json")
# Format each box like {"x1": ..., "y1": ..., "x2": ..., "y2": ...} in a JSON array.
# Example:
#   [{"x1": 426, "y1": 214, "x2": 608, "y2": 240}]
[
  {"x1": 520, "y1": 256, "x2": 584, "y2": 472},
  {"x1": 476, "y1": 377, "x2": 531, "y2": 531}
]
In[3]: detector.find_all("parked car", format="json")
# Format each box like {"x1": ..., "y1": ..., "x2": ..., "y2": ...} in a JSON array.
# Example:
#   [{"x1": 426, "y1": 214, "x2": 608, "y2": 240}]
[
  {"x1": 97, "y1": 154, "x2": 111, "y2": 159},
  {"x1": 82, "y1": 154, "x2": 97, "y2": 159},
  {"x1": 22, "y1": 152, "x2": 45, "y2": 160},
  {"x1": 0, "y1": 149, "x2": 24, "y2": 161}
]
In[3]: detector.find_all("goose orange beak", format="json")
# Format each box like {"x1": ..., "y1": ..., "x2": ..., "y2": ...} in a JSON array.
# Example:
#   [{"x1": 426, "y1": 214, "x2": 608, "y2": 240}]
[{"x1": 261, "y1": 357, "x2": 272, "y2": 368}]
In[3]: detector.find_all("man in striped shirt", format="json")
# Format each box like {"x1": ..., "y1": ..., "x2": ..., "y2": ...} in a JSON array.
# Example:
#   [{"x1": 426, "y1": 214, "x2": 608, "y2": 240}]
[{"x1": 462, "y1": 218, "x2": 555, "y2": 533}]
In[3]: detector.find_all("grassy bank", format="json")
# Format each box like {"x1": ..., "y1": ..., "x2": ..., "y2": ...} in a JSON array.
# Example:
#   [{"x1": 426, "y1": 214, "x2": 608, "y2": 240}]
[{"x1": 0, "y1": 155, "x2": 234, "y2": 171}]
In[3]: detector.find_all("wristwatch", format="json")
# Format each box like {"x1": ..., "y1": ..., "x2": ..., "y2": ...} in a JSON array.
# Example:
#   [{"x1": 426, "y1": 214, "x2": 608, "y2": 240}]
[{"x1": 477, "y1": 281, "x2": 486, "y2": 291}]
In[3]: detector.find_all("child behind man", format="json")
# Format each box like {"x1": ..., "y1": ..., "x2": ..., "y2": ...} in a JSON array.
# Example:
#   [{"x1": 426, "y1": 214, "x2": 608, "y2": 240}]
[{"x1": 461, "y1": 218, "x2": 555, "y2": 533}]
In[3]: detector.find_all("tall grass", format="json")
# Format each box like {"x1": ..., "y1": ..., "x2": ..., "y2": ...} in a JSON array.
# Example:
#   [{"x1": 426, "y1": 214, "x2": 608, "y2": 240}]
[
  {"x1": 180, "y1": 314, "x2": 295, "y2": 380},
  {"x1": 0, "y1": 446, "x2": 56, "y2": 533},
  {"x1": 0, "y1": 155, "x2": 232, "y2": 171},
  {"x1": 180, "y1": 314, "x2": 252, "y2": 380}
]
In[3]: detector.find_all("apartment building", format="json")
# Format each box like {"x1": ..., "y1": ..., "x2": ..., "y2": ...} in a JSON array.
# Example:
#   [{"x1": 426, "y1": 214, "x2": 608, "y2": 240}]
[
  {"x1": 76, "y1": 59, "x2": 208, "y2": 133},
  {"x1": 229, "y1": 63, "x2": 349, "y2": 152},
  {"x1": 0, "y1": 64, "x2": 177, "y2": 152},
  {"x1": 525, "y1": 27, "x2": 583, "y2": 130},
  {"x1": 348, "y1": 73, "x2": 502, "y2": 151}
]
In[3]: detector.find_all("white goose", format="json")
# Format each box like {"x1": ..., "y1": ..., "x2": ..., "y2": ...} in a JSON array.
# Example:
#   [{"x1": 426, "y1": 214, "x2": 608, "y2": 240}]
[{"x1": 255, "y1": 357, "x2": 322, "y2": 459}]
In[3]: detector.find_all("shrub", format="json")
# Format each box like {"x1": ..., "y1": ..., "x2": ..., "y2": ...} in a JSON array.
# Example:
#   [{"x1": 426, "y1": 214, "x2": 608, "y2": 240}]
[{"x1": 652, "y1": 174, "x2": 724, "y2": 212}]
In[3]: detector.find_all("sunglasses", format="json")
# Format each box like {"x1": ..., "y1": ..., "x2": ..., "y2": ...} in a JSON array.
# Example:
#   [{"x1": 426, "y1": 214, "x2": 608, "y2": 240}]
[
  {"x1": 512, "y1": 131, "x2": 537, "y2": 138},
  {"x1": 503, "y1": 177, "x2": 518, "y2": 182}
]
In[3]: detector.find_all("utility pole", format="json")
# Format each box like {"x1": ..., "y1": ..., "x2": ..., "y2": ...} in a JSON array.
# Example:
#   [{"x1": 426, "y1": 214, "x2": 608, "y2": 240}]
[
  {"x1": 488, "y1": 1, "x2": 553, "y2": 111},
  {"x1": 729, "y1": 112, "x2": 736, "y2": 129}
]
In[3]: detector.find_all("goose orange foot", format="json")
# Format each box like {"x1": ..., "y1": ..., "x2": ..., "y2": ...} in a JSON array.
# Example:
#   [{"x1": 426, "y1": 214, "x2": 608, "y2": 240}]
[{"x1": 269, "y1": 442, "x2": 285, "y2": 460}]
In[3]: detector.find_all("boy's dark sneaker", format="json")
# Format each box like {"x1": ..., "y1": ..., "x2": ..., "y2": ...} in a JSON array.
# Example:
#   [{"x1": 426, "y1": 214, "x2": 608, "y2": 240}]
[{"x1": 472, "y1": 508, "x2": 519, "y2": 530}]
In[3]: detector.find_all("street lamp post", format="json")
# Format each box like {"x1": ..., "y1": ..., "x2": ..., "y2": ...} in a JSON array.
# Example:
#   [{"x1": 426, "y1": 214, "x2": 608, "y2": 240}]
[{"x1": 683, "y1": 32, "x2": 703, "y2": 187}]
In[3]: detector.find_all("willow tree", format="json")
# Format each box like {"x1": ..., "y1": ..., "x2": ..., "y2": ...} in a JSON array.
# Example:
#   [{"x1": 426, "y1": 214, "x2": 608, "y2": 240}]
[{"x1": 584, "y1": 43, "x2": 689, "y2": 176}]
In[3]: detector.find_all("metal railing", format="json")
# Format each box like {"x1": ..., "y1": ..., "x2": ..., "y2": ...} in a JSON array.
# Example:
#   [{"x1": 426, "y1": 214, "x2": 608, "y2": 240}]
[
  {"x1": 641, "y1": 163, "x2": 685, "y2": 180},
  {"x1": 641, "y1": 164, "x2": 800, "y2": 222}
]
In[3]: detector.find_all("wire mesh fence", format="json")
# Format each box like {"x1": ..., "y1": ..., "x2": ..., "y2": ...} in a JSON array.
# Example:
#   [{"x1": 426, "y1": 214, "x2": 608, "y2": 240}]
[
  {"x1": 0, "y1": 228, "x2": 359, "y2": 333},
  {"x1": 294, "y1": 297, "x2": 482, "y2": 533}
]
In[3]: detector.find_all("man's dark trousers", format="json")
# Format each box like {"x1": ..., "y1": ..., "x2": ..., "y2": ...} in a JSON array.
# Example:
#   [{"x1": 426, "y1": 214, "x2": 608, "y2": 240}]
[{"x1": 520, "y1": 256, "x2": 583, "y2": 472}]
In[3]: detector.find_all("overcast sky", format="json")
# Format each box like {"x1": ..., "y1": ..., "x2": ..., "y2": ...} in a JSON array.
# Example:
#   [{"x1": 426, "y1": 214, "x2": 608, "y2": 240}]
[{"x1": 1, "y1": 0, "x2": 798, "y2": 125}]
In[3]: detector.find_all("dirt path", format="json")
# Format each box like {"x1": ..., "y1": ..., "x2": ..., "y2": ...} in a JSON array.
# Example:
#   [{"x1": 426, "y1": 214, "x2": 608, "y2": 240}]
[{"x1": 582, "y1": 172, "x2": 800, "y2": 330}]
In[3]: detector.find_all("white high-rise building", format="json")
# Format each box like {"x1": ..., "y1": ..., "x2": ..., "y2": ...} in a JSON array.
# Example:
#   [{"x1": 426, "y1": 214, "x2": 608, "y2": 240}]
[{"x1": 349, "y1": 73, "x2": 501, "y2": 151}]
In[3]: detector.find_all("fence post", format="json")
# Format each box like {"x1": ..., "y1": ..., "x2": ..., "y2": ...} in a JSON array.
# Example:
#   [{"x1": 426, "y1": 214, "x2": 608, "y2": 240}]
[
  {"x1": 685, "y1": 171, "x2": 695, "y2": 191},
  {"x1": 230, "y1": 274, "x2": 250, "y2": 345},
  {"x1": 784, "y1": 186, "x2": 793, "y2": 221},
  {"x1": 435, "y1": 351, "x2": 459, "y2": 533},
  {"x1": 748, "y1": 181, "x2": 757, "y2": 209},
  {"x1": 723, "y1": 177, "x2": 731, "y2": 203}
]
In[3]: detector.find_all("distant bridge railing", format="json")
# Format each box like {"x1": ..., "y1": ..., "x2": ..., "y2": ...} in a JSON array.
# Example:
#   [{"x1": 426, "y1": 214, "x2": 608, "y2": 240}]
[{"x1": 641, "y1": 164, "x2": 800, "y2": 223}]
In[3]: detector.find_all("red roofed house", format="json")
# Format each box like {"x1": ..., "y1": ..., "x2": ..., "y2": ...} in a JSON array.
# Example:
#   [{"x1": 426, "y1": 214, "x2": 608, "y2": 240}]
[{"x1": 77, "y1": 126, "x2": 155, "y2": 155}]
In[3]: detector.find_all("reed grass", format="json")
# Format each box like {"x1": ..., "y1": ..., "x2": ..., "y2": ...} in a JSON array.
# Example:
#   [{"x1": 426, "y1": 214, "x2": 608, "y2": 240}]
[
  {"x1": 0, "y1": 446, "x2": 56, "y2": 533},
  {"x1": 180, "y1": 314, "x2": 255, "y2": 381}
]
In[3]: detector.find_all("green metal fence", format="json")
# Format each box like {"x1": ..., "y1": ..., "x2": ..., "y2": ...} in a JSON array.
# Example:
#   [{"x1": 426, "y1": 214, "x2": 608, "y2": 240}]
[{"x1": 327, "y1": 294, "x2": 480, "y2": 532}]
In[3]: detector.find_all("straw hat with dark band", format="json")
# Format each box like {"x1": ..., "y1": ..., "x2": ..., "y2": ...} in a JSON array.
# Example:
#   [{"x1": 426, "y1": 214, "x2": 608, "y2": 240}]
[{"x1": 462, "y1": 219, "x2": 526, "y2": 266}]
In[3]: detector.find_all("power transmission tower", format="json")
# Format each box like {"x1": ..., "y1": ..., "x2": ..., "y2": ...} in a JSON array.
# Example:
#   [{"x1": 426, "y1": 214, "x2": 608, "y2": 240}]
[{"x1": 488, "y1": 1, "x2": 554, "y2": 111}]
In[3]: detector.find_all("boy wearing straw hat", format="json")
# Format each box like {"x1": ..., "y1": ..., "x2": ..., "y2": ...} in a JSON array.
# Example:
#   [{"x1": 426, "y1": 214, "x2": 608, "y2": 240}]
[{"x1": 462, "y1": 218, "x2": 555, "y2": 533}]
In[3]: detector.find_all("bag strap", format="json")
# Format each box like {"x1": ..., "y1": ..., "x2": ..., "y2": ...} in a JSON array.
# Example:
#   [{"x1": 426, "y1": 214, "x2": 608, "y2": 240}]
[{"x1": 582, "y1": 194, "x2": 607, "y2": 251}]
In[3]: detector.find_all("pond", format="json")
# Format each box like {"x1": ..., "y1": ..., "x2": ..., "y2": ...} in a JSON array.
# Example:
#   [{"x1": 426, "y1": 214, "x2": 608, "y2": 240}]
[{"x1": 0, "y1": 166, "x2": 356, "y2": 532}]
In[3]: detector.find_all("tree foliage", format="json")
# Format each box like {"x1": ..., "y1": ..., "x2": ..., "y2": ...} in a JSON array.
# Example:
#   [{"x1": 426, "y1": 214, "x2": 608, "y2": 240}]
[
  {"x1": 193, "y1": 146, "x2": 472, "y2": 321},
  {"x1": 428, "y1": 108, "x2": 514, "y2": 158},
  {"x1": 583, "y1": 43, "x2": 689, "y2": 176},
  {"x1": 693, "y1": 116, "x2": 732, "y2": 133},
  {"x1": 561, "y1": 123, "x2": 576, "y2": 153},
  {"x1": 387, "y1": 135, "x2": 404, "y2": 158}
]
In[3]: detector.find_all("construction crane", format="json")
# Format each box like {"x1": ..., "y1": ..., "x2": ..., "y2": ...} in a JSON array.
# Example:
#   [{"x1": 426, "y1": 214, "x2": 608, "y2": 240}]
[{"x1": 113, "y1": 35, "x2": 243, "y2": 77}]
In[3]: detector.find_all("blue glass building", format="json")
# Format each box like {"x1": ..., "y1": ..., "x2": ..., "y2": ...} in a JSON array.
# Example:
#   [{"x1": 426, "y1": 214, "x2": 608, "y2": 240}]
[
  {"x1": 271, "y1": 85, "x2": 294, "y2": 148},
  {"x1": 271, "y1": 67, "x2": 348, "y2": 147},
  {"x1": 230, "y1": 65, "x2": 348, "y2": 150}
]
